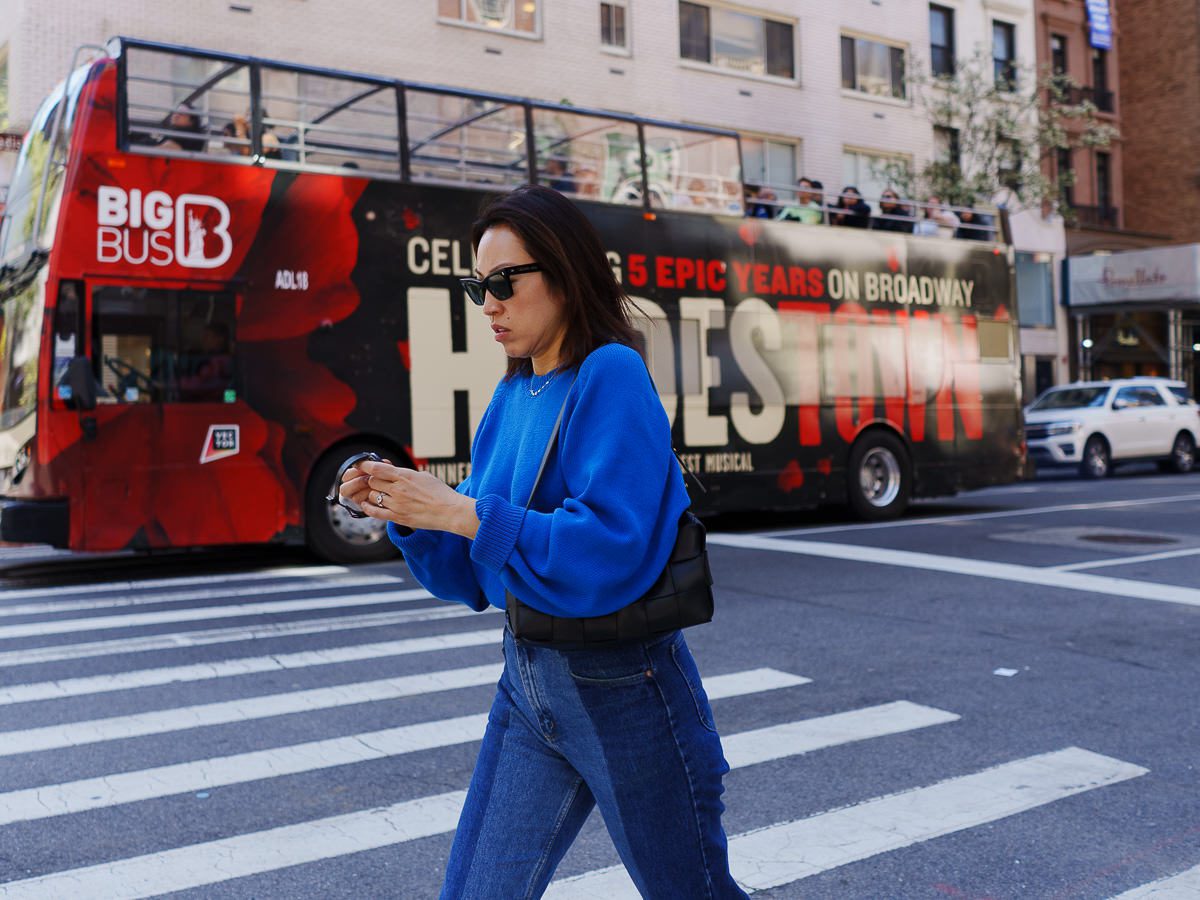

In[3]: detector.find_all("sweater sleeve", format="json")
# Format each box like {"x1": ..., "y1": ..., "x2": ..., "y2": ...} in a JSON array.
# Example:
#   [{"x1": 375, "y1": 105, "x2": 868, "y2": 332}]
[
  {"x1": 469, "y1": 346, "x2": 688, "y2": 618},
  {"x1": 388, "y1": 475, "x2": 488, "y2": 612}
]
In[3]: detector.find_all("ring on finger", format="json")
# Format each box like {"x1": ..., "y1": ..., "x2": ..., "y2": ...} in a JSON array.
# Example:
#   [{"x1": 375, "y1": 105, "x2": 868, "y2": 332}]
[{"x1": 375, "y1": 491, "x2": 386, "y2": 507}]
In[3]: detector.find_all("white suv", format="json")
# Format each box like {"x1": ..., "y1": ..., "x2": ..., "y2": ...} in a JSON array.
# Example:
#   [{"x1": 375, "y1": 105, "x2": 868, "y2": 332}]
[{"x1": 1025, "y1": 378, "x2": 1199, "y2": 478}]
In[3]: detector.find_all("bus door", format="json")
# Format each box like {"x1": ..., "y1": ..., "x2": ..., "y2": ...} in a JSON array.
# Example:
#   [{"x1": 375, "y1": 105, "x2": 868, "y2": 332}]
[{"x1": 79, "y1": 279, "x2": 254, "y2": 549}]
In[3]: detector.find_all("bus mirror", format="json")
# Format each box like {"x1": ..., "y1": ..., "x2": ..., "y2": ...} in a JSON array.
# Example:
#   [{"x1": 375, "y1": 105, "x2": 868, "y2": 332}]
[{"x1": 65, "y1": 357, "x2": 97, "y2": 411}]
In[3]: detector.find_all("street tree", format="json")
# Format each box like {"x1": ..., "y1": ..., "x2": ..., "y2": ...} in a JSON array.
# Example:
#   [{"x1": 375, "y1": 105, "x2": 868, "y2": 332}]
[{"x1": 878, "y1": 48, "x2": 1118, "y2": 220}]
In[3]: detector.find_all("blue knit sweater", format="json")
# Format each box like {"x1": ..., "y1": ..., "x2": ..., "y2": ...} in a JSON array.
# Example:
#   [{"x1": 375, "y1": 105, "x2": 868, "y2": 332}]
[{"x1": 388, "y1": 343, "x2": 690, "y2": 617}]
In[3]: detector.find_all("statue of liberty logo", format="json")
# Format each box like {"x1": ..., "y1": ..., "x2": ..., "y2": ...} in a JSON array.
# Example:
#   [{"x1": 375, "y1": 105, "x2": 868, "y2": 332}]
[{"x1": 184, "y1": 210, "x2": 208, "y2": 264}]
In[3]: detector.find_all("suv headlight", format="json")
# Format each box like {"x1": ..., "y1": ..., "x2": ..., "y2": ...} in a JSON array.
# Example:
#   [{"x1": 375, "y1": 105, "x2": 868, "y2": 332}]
[{"x1": 1045, "y1": 421, "x2": 1083, "y2": 437}]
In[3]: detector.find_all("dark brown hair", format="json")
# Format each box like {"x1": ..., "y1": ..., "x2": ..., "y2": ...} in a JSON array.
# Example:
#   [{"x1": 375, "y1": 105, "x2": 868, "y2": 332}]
[{"x1": 470, "y1": 184, "x2": 639, "y2": 378}]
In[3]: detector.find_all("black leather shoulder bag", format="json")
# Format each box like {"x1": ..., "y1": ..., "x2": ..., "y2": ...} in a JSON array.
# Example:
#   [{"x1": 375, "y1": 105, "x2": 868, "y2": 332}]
[{"x1": 505, "y1": 374, "x2": 714, "y2": 647}]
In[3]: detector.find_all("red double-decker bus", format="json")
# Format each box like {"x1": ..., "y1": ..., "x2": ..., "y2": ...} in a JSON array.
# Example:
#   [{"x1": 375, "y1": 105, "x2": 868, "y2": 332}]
[{"x1": 0, "y1": 38, "x2": 1023, "y2": 563}]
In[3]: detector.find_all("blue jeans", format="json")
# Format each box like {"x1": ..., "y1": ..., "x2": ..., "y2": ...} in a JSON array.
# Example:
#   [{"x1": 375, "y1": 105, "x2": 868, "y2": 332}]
[{"x1": 441, "y1": 627, "x2": 747, "y2": 899}]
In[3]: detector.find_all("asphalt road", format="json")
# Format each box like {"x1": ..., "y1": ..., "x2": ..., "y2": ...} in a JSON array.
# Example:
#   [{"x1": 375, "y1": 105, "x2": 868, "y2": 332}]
[{"x1": 1, "y1": 468, "x2": 1198, "y2": 899}]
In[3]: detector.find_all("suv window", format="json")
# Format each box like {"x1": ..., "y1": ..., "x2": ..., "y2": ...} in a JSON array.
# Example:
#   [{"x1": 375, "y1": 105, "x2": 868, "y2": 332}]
[
  {"x1": 1167, "y1": 385, "x2": 1195, "y2": 404},
  {"x1": 1115, "y1": 386, "x2": 1165, "y2": 408}
]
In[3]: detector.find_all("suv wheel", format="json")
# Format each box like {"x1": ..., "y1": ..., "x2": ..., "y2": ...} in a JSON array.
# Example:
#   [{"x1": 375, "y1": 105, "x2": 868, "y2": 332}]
[
  {"x1": 1170, "y1": 432, "x2": 1196, "y2": 474},
  {"x1": 1080, "y1": 435, "x2": 1110, "y2": 479}
]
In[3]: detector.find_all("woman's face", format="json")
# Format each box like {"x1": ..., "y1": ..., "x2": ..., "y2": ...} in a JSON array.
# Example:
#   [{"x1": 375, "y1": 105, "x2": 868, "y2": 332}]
[{"x1": 476, "y1": 224, "x2": 567, "y2": 374}]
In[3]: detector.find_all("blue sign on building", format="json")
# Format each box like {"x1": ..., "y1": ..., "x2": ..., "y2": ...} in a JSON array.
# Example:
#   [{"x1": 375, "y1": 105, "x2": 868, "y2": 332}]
[{"x1": 1086, "y1": 0, "x2": 1113, "y2": 50}]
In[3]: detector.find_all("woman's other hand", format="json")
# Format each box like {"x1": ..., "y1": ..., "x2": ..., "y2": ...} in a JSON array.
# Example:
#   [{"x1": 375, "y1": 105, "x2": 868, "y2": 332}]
[{"x1": 355, "y1": 460, "x2": 480, "y2": 539}]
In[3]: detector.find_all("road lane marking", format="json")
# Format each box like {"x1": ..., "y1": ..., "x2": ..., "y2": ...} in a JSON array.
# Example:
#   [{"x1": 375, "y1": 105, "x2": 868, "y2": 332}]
[
  {"x1": 0, "y1": 629, "x2": 505, "y2": 706},
  {"x1": 1053, "y1": 546, "x2": 1200, "y2": 572},
  {"x1": 0, "y1": 790, "x2": 471, "y2": 900},
  {"x1": 1110, "y1": 864, "x2": 1200, "y2": 898},
  {"x1": 0, "y1": 574, "x2": 402, "y2": 618},
  {"x1": 767, "y1": 492, "x2": 1200, "y2": 537},
  {"x1": 707, "y1": 533, "x2": 1200, "y2": 609},
  {"x1": 0, "y1": 663, "x2": 506, "y2": 758},
  {"x1": 0, "y1": 565, "x2": 357, "y2": 601},
  {"x1": 545, "y1": 747, "x2": 1149, "y2": 897},
  {"x1": 0, "y1": 605, "x2": 495, "y2": 668},
  {"x1": 0, "y1": 588, "x2": 436, "y2": 641},
  {"x1": 0, "y1": 669, "x2": 813, "y2": 826}
]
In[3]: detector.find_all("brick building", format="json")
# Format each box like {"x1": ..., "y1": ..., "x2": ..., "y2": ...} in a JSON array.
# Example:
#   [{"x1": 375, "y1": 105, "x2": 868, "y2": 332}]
[{"x1": 1043, "y1": 0, "x2": 1199, "y2": 385}]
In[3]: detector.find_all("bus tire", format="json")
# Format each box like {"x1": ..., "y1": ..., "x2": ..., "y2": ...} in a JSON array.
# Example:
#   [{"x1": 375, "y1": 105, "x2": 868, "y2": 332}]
[
  {"x1": 847, "y1": 431, "x2": 911, "y2": 521},
  {"x1": 305, "y1": 443, "x2": 402, "y2": 564}
]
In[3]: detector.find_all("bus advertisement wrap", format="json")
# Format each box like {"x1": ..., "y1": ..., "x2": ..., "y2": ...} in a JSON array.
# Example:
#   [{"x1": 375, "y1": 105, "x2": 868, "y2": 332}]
[{"x1": 0, "y1": 41, "x2": 1022, "y2": 561}]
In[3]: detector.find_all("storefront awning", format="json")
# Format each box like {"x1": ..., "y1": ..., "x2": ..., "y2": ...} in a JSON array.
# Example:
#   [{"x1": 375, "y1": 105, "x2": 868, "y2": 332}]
[{"x1": 1067, "y1": 244, "x2": 1200, "y2": 308}]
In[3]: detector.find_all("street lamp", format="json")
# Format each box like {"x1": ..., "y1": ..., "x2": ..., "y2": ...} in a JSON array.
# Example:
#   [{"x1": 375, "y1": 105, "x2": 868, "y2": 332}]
[
  {"x1": 1082, "y1": 338, "x2": 1095, "y2": 349},
  {"x1": 1193, "y1": 342, "x2": 1200, "y2": 352}
]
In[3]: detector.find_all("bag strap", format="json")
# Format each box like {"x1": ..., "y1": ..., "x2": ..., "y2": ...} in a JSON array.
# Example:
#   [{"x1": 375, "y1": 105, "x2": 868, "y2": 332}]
[{"x1": 525, "y1": 371, "x2": 578, "y2": 511}]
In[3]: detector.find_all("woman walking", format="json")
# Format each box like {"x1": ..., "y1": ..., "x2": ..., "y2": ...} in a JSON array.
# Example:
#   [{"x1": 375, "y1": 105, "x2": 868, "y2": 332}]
[{"x1": 340, "y1": 185, "x2": 746, "y2": 899}]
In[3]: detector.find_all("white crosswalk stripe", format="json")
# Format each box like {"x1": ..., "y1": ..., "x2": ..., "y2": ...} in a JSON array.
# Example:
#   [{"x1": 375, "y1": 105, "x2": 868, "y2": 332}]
[
  {"x1": 0, "y1": 668, "x2": 811, "y2": 827},
  {"x1": 0, "y1": 572, "x2": 402, "y2": 618},
  {"x1": 0, "y1": 604, "x2": 496, "y2": 668},
  {"x1": 0, "y1": 790, "x2": 471, "y2": 900},
  {"x1": 0, "y1": 564, "x2": 354, "y2": 601},
  {"x1": 0, "y1": 628, "x2": 504, "y2": 705},
  {"x1": 0, "y1": 564, "x2": 1162, "y2": 898},
  {"x1": 0, "y1": 662, "x2": 505, "y2": 758},
  {"x1": 545, "y1": 748, "x2": 1149, "y2": 897},
  {"x1": 0, "y1": 587, "x2": 434, "y2": 640},
  {"x1": 1110, "y1": 865, "x2": 1200, "y2": 899}
]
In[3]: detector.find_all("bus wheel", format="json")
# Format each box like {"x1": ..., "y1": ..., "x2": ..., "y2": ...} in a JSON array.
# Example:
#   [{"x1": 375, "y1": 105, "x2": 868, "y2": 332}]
[
  {"x1": 847, "y1": 432, "x2": 911, "y2": 521},
  {"x1": 305, "y1": 444, "x2": 401, "y2": 564}
]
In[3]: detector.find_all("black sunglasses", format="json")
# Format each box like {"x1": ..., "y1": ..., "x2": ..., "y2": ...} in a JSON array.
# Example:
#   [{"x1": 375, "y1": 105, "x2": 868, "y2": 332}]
[{"x1": 460, "y1": 263, "x2": 542, "y2": 306}]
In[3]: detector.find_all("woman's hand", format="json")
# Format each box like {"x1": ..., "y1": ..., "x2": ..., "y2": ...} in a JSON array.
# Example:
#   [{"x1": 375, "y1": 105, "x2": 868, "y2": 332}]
[{"x1": 342, "y1": 460, "x2": 479, "y2": 539}]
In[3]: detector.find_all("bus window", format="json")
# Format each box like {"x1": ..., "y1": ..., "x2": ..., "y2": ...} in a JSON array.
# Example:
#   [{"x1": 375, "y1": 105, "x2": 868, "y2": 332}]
[
  {"x1": 0, "y1": 278, "x2": 43, "y2": 429},
  {"x1": 978, "y1": 320, "x2": 1014, "y2": 360},
  {"x1": 406, "y1": 89, "x2": 528, "y2": 188},
  {"x1": 0, "y1": 64, "x2": 88, "y2": 263},
  {"x1": 259, "y1": 68, "x2": 399, "y2": 176},
  {"x1": 52, "y1": 280, "x2": 83, "y2": 402},
  {"x1": 92, "y1": 286, "x2": 237, "y2": 404},
  {"x1": 532, "y1": 108, "x2": 642, "y2": 206},
  {"x1": 641, "y1": 125, "x2": 742, "y2": 214},
  {"x1": 124, "y1": 47, "x2": 251, "y2": 158}
]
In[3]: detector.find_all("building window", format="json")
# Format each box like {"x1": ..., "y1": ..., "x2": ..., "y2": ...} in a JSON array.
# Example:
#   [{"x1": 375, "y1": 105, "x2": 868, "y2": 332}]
[
  {"x1": 1091, "y1": 48, "x2": 1108, "y2": 94},
  {"x1": 601, "y1": 2, "x2": 628, "y2": 49},
  {"x1": 438, "y1": 0, "x2": 540, "y2": 36},
  {"x1": 0, "y1": 46, "x2": 8, "y2": 130},
  {"x1": 843, "y1": 148, "x2": 907, "y2": 205},
  {"x1": 992, "y1": 21, "x2": 1017, "y2": 89},
  {"x1": 1096, "y1": 150, "x2": 1112, "y2": 213},
  {"x1": 1057, "y1": 147, "x2": 1074, "y2": 206},
  {"x1": 1016, "y1": 251, "x2": 1055, "y2": 328},
  {"x1": 929, "y1": 5, "x2": 955, "y2": 77},
  {"x1": 678, "y1": 2, "x2": 795, "y2": 79},
  {"x1": 934, "y1": 125, "x2": 960, "y2": 171},
  {"x1": 743, "y1": 136, "x2": 797, "y2": 202},
  {"x1": 1050, "y1": 34, "x2": 1067, "y2": 78},
  {"x1": 841, "y1": 35, "x2": 906, "y2": 99}
]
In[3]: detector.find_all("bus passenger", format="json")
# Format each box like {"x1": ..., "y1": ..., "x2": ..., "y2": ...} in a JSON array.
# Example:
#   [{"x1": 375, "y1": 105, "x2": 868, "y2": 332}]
[
  {"x1": 179, "y1": 323, "x2": 233, "y2": 402},
  {"x1": 831, "y1": 185, "x2": 872, "y2": 228},
  {"x1": 872, "y1": 189, "x2": 915, "y2": 233},
  {"x1": 159, "y1": 105, "x2": 206, "y2": 153},
  {"x1": 341, "y1": 184, "x2": 747, "y2": 899},
  {"x1": 776, "y1": 176, "x2": 825, "y2": 224}
]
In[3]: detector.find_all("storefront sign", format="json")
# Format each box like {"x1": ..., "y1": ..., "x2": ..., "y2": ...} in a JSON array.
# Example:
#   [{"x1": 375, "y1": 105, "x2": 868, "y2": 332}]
[
  {"x1": 1068, "y1": 245, "x2": 1200, "y2": 307},
  {"x1": 0, "y1": 133, "x2": 24, "y2": 153},
  {"x1": 1086, "y1": 0, "x2": 1113, "y2": 50}
]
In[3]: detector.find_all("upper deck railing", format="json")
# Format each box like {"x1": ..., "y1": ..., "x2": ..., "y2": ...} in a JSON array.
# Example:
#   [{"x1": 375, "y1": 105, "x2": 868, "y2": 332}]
[{"x1": 113, "y1": 37, "x2": 746, "y2": 217}]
